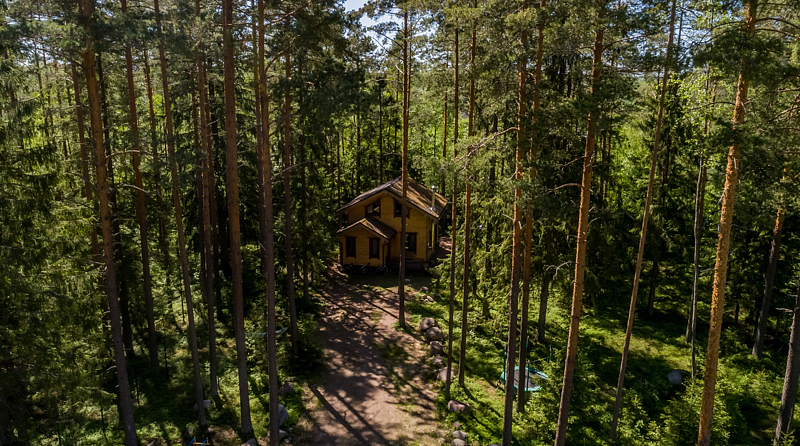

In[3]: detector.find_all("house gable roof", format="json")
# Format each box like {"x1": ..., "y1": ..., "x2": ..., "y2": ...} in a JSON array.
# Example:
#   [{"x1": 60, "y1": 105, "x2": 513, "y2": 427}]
[
  {"x1": 336, "y1": 176, "x2": 447, "y2": 219},
  {"x1": 336, "y1": 217, "x2": 398, "y2": 241}
]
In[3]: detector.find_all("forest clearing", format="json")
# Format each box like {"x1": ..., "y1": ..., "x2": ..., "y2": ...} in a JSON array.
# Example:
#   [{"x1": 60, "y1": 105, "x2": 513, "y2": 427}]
[{"x1": 2, "y1": 0, "x2": 800, "y2": 445}]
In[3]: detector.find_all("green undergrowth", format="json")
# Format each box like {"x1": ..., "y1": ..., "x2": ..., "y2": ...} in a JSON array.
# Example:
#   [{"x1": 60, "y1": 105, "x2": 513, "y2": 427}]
[{"x1": 403, "y1": 278, "x2": 794, "y2": 446}]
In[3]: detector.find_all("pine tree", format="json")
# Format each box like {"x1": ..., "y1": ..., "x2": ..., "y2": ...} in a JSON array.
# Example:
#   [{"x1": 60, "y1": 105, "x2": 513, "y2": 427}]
[
  {"x1": 79, "y1": 0, "x2": 138, "y2": 442},
  {"x1": 610, "y1": 0, "x2": 677, "y2": 436},
  {"x1": 554, "y1": 2, "x2": 605, "y2": 444},
  {"x1": 222, "y1": 0, "x2": 253, "y2": 435}
]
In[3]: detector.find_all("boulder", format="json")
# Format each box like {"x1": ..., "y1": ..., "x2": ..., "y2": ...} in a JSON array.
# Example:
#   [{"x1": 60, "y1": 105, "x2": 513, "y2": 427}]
[
  {"x1": 448, "y1": 400, "x2": 470, "y2": 414},
  {"x1": 419, "y1": 317, "x2": 437, "y2": 332},
  {"x1": 438, "y1": 367, "x2": 455, "y2": 382},
  {"x1": 430, "y1": 341, "x2": 444, "y2": 356},
  {"x1": 425, "y1": 327, "x2": 444, "y2": 342},
  {"x1": 432, "y1": 355, "x2": 445, "y2": 367},
  {"x1": 146, "y1": 439, "x2": 161, "y2": 446},
  {"x1": 192, "y1": 399, "x2": 212, "y2": 410},
  {"x1": 668, "y1": 369, "x2": 690, "y2": 385},
  {"x1": 453, "y1": 440, "x2": 468, "y2": 446},
  {"x1": 453, "y1": 430, "x2": 468, "y2": 440},
  {"x1": 265, "y1": 430, "x2": 288, "y2": 443},
  {"x1": 420, "y1": 286, "x2": 430, "y2": 292},
  {"x1": 452, "y1": 422, "x2": 462, "y2": 430},
  {"x1": 276, "y1": 403, "x2": 289, "y2": 426},
  {"x1": 277, "y1": 381, "x2": 295, "y2": 396},
  {"x1": 241, "y1": 439, "x2": 258, "y2": 446}
]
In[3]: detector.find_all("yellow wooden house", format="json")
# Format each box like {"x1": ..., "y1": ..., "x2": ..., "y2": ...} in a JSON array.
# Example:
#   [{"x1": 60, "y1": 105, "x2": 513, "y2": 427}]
[{"x1": 336, "y1": 176, "x2": 447, "y2": 270}]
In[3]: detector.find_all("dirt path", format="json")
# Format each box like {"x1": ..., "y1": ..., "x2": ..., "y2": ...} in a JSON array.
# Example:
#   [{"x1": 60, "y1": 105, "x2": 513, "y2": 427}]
[{"x1": 293, "y1": 272, "x2": 445, "y2": 446}]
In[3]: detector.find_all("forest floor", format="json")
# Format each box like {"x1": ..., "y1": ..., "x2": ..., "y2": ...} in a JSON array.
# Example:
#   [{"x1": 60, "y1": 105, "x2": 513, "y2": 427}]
[{"x1": 291, "y1": 269, "x2": 447, "y2": 446}]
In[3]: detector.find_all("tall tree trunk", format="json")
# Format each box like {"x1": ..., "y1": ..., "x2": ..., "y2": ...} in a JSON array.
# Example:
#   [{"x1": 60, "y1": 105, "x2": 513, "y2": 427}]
[
  {"x1": 753, "y1": 169, "x2": 788, "y2": 357},
  {"x1": 687, "y1": 81, "x2": 714, "y2": 379},
  {"x1": 121, "y1": 0, "x2": 158, "y2": 375},
  {"x1": 98, "y1": 53, "x2": 134, "y2": 353},
  {"x1": 143, "y1": 49, "x2": 167, "y2": 258},
  {"x1": 518, "y1": 0, "x2": 547, "y2": 413},
  {"x1": 459, "y1": 6, "x2": 476, "y2": 388},
  {"x1": 697, "y1": 2, "x2": 756, "y2": 445},
  {"x1": 283, "y1": 48, "x2": 300, "y2": 359},
  {"x1": 610, "y1": 0, "x2": 676, "y2": 437},
  {"x1": 254, "y1": 2, "x2": 279, "y2": 441},
  {"x1": 195, "y1": 0, "x2": 219, "y2": 398},
  {"x1": 554, "y1": 3, "x2": 605, "y2": 445},
  {"x1": 775, "y1": 281, "x2": 800, "y2": 444},
  {"x1": 398, "y1": 10, "x2": 409, "y2": 329},
  {"x1": 689, "y1": 157, "x2": 707, "y2": 380},
  {"x1": 70, "y1": 64, "x2": 100, "y2": 271},
  {"x1": 445, "y1": 21, "x2": 459, "y2": 402},
  {"x1": 502, "y1": 11, "x2": 527, "y2": 445},
  {"x1": 221, "y1": 0, "x2": 253, "y2": 435},
  {"x1": 79, "y1": 0, "x2": 137, "y2": 443},
  {"x1": 154, "y1": 0, "x2": 206, "y2": 426}
]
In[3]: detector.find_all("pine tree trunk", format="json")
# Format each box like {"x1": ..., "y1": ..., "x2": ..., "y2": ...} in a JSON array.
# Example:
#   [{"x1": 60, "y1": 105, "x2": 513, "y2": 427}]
[
  {"x1": 753, "y1": 172, "x2": 787, "y2": 357},
  {"x1": 689, "y1": 157, "x2": 706, "y2": 380},
  {"x1": 121, "y1": 0, "x2": 158, "y2": 374},
  {"x1": 502, "y1": 13, "x2": 527, "y2": 446},
  {"x1": 687, "y1": 81, "x2": 714, "y2": 377},
  {"x1": 220, "y1": 0, "x2": 252, "y2": 435},
  {"x1": 70, "y1": 64, "x2": 100, "y2": 271},
  {"x1": 154, "y1": 0, "x2": 206, "y2": 426},
  {"x1": 697, "y1": 3, "x2": 756, "y2": 445},
  {"x1": 283, "y1": 48, "x2": 300, "y2": 359},
  {"x1": 554, "y1": 3, "x2": 604, "y2": 444},
  {"x1": 254, "y1": 3, "x2": 279, "y2": 441},
  {"x1": 775, "y1": 280, "x2": 800, "y2": 444},
  {"x1": 518, "y1": 0, "x2": 547, "y2": 413},
  {"x1": 79, "y1": 0, "x2": 138, "y2": 442},
  {"x1": 98, "y1": 54, "x2": 134, "y2": 353},
  {"x1": 398, "y1": 10, "x2": 410, "y2": 329},
  {"x1": 143, "y1": 49, "x2": 167, "y2": 257},
  {"x1": 445, "y1": 22, "x2": 459, "y2": 402},
  {"x1": 610, "y1": 0, "x2": 676, "y2": 436},
  {"x1": 195, "y1": 0, "x2": 219, "y2": 398},
  {"x1": 459, "y1": 10, "x2": 476, "y2": 388}
]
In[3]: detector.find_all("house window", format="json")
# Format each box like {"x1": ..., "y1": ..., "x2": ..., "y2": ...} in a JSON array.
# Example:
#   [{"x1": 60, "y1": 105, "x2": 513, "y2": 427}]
[
  {"x1": 369, "y1": 238, "x2": 380, "y2": 259},
  {"x1": 346, "y1": 237, "x2": 356, "y2": 257},
  {"x1": 341, "y1": 212, "x2": 349, "y2": 227},
  {"x1": 394, "y1": 201, "x2": 409, "y2": 218},
  {"x1": 405, "y1": 233, "x2": 417, "y2": 253},
  {"x1": 366, "y1": 200, "x2": 381, "y2": 217}
]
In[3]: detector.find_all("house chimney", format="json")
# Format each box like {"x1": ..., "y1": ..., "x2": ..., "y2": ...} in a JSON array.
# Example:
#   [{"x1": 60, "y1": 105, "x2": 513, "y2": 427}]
[{"x1": 430, "y1": 185, "x2": 436, "y2": 212}]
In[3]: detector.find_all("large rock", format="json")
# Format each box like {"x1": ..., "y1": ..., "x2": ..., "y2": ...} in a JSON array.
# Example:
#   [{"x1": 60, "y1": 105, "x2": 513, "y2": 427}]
[
  {"x1": 453, "y1": 430, "x2": 468, "y2": 440},
  {"x1": 276, "y1": 403, "x2": 289, "y2": 426},
  {"x1": 430, "y1": 341, "x2": 444, "y2": 356},
  {"x1": 453, "y1": 422, "x2": 462, "y2": 430},
  {"x1": 425, "y1": 327, "x2": 444, "y2": 342},
  {"x1": 193, "y1": 399, "x2": 212, "y2": 410},
  {"x1": 241, "y1": 439, "x2": 258, "y2": 446},
  {"x1": 438, "y1": 367, "x2": 455, "y2": 382},
  {"x1": 453, "y1": 440, "x2": 468, "y2": 446},
  {"x1": 432, "y1": 355, "x2": 445, "y2": 367},
  {"x1": 668, "y1": 369, "x2": 690, "y2": 385},
  {"x1": 448, "y1": 400, "x2": 470, "y2": 414},
  {"x1": 277, "y1": 381, "x2": 295, "y2": 396},
  {"x1": 419, "y1": 317, "x2": 437, "y2": 332}
]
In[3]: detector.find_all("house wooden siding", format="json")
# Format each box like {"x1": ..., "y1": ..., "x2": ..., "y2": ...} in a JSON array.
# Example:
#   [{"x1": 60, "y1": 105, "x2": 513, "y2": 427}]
[{"x1": 336, "y1": 178, "x2": 445, "y2": 270}]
